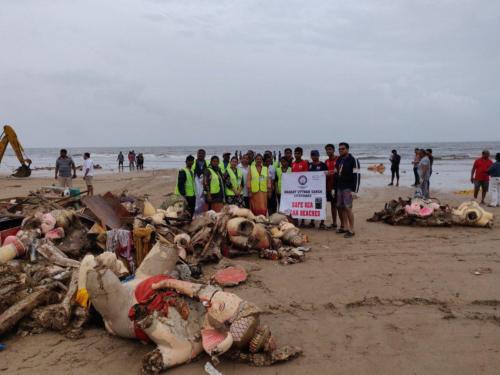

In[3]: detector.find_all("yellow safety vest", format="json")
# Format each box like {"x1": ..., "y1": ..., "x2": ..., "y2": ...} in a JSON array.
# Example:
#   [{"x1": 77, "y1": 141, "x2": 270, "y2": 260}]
[
  {"x1": 275, "y1": 166, "x2": 291, "y2": 194},
  {"x1": 225, "y1": 167, "x2": 242, "y2": 196},
  {"x1": 191, "y1": 159, "x2": 209, "y2": 172},
  {"x1": 207, "y1": 167, "x2": 221, "y2": 194},
  {"x1": 175, "y1": 167, "x2": 195, "y2": 197},
  {"x1": 250, "y1": 164, "x2": 268, "y2": 193}
]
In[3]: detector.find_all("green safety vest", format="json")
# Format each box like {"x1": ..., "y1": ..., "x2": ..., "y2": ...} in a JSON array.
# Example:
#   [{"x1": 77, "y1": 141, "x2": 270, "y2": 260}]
[
  {"x1": 250, "y1": 164, "x2": 268, "y2": 193},
  {"x1": 276, "y1": 166, "x2": 291, "y2": 194},
  {"x1": 225, "y1": 167, "x2": 243, "y2": 196},
  {"x1": 220, "y1": 161, "x2": 229, "y2": 175},
  {"x1": 175, "y1": 167, "x2": 196, "y2": 197},
  {"x1": 207, "y1": 167, "x2": 221, "y2": 194}
]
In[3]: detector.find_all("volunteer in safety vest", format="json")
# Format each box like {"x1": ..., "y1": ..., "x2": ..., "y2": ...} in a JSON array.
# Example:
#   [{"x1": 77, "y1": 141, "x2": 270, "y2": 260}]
[
  {"x1": 203, "y1": 156, "x2": 225, "y2": 213},
  {"x1": 224, "y1": 156, "x2": 244, "y2": 207},
  {"x1": 175, "y1": 155, "x2": 196, "y2": 216},
  {"x1": 220, "y1": 152, "x2": 231, "y2": 174},
  {"x1": 275, "y1": 156, "x2": 292, "y2": 210},
  {"x1": 247, "y1": 154, "x2": 271, "y2": 216}
]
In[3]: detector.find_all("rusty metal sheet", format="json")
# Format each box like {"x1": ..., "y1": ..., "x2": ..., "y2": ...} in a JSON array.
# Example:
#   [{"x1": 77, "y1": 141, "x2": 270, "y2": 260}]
[{"x1": 81, "y1": 195, "x2": 122, "y2": 229}]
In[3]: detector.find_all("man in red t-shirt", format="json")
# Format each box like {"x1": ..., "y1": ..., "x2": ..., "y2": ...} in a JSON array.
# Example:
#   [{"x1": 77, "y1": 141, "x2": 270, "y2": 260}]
[
  {"x1": 291, "y1": 147, "x2": 309, "y2": 172},
  {"x1": 324, "y1": 143, "x2": 339, "y2": 230},
  {"x1": 471, "y1": 150, "x2": 493, "y2": 204}
]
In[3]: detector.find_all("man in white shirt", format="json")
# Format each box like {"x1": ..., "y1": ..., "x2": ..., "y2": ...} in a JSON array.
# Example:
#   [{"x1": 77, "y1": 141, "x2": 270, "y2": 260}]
[
  {"x1": 238, "y1": 153, "x2": 250, "y2": 208},
  {"x1": 82, "y1": 152, "x2": 95, "y2": 196}
]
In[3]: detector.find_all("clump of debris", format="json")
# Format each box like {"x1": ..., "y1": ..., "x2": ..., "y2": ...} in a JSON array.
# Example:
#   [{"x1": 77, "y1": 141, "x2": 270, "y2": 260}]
[{"x1": 0, "y1": 189, "x2": 308, "y2": 371}]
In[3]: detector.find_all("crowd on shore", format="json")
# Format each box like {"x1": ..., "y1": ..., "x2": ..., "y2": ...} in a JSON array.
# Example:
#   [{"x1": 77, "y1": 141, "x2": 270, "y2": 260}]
[
  {"x1": 388, "y1": 148, "x2": 500, "y2": 206},
  {"x1": 49, "y1": 144, "x2": 500, "y2": 233},
  {"x1": 174, "y1": 143, "x2": 359, "y2": 238}
]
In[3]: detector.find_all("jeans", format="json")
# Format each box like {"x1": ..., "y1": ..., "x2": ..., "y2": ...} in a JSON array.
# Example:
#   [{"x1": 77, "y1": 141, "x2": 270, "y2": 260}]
[
  {"x1": 413, "y1": 167, "x2": 420, "y2": 185},
  {"x1": 421, "y1": 179, "x2": 430, "y2": 199}
]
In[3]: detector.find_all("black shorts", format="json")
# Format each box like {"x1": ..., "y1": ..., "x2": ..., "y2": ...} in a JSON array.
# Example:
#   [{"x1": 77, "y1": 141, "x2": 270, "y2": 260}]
[{"x1": 326, "y1": 190, "x2": 335, "y2": 202}]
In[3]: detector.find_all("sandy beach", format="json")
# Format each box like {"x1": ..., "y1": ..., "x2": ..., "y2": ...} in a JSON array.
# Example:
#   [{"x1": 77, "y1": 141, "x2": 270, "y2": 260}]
[{"x1": 1, "y1": 170, "x2": 499, "y2": 375}]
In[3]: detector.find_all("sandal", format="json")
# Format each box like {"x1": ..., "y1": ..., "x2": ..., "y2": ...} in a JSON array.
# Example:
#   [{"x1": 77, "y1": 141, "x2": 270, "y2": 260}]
[
  {"x1": 344, "y1": 231, "x2": 355, "y2": 238},
  {"x1": 319, "y1": 223, "x2": 326, "y2": 230},
  {"x1": 336, "y1": 228, "x2": 347, "y2": 234}
]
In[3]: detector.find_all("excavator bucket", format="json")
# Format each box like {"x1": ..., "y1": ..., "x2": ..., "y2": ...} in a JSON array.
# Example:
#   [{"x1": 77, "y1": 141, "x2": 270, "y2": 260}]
[
  {"x1": 1, "y1": 125, "x2": 32, "y2": 178},
  {"x1": 12, "y1": 164, "x2": 31, "y2": 178}
]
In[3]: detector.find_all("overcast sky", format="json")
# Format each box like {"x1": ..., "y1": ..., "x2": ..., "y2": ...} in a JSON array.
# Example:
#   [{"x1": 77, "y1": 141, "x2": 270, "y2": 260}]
[{"x1": 1, "y1": 0, "x2": 499, "y2": 147}]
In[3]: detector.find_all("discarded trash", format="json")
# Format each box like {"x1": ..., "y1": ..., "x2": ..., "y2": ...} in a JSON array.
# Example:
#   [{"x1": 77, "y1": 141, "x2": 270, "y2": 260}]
[
  {"x1": 211, "y1": 266, "x2": 248, "y2": 287},
  {"x1": 368, "y1": 198, "x2": 494, "y2": 228},
  {"x1": 205, "y1": 362, "x2": 223, "y2": 375}
]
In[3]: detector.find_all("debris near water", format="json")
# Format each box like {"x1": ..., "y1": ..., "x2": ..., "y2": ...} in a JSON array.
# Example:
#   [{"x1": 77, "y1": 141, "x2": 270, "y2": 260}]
[{"x1": 368, "y1": 198, "x2": 494, "y2": 228}]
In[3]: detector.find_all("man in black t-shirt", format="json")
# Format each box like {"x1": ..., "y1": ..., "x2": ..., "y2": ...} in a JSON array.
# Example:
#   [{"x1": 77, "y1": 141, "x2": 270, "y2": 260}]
[
  {"x1": 388, "y1": 149, "x2": 401, "y2": 186},
  {"x1": 335, "y1": 142, "x2": 357, "y2": 238}
]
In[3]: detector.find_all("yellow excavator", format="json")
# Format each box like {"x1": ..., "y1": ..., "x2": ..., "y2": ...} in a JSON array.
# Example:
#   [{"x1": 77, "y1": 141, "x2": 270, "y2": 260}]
[{"x1": 0, "y1": 125, "x2": 32, "y2": 177}]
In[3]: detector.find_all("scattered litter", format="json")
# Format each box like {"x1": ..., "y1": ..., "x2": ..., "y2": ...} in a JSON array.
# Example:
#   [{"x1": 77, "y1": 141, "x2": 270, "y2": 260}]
[
  {"x1": 211, "y1": 266, "x2": 248, "y2": 287},
  {"x1": 471, "y1": 267, "x2": 492, "y2": 276}
]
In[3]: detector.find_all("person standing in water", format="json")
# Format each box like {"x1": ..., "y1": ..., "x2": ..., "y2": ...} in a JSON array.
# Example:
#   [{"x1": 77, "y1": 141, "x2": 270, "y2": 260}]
[
  {"x1": 412, "y1": 148, "x2": 420, "y2": 187},
  {"x1": 388, "y1": 149, "x2": 401, "y2": 186},
  {"x1": 117, "y1": 152, "x2": 124, "y2": 172}
]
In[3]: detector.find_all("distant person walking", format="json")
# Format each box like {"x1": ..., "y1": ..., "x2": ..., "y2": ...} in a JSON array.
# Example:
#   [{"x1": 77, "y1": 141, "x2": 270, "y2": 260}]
[
  {"x1": 117, "y1": 152, "x2": 124, "y2": 172},
  {"x1": 82, "y1": 152, "x2": 94, "y2": 196},
  {"x1": 136, "y1": 153, "x2": 144, "y2": 170},
  {"x1": 417, "y1": 149, "x2": 431, "y2": 199},
  {"x1": 471, "y1": 150, "x2": 493, "y2": 204},
  {"x1": 128, "y1": 151, "x2": 135, "y2": 171},
  {"x1": 487, "y1": 153, "x2": 500, "y2": 207},
  {"x1": 388, "y1": 149, "x2": 401, "y2": 186},
  {"x1": 412, "y1": 148, "x2": 421, "y2": 187},
  {"x1": 55, "y1": 149, "x2": 76, "y2": 189}
]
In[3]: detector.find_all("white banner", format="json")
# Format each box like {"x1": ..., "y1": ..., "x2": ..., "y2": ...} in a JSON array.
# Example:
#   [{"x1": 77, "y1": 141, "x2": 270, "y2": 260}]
[{"x1": 279, "y1": 172, "x2": 326, "y2": 220}]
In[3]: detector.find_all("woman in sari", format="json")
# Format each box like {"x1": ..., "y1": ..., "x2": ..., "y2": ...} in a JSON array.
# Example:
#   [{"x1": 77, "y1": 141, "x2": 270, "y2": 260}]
[{"x1": 247, "y1": 154, "x2": 271, "y2": 216}]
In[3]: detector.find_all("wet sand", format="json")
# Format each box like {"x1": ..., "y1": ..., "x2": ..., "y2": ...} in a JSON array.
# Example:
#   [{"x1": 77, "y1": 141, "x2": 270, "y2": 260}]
[{"x1": 1, "y1": 170, "x2": 499, "y2": 375}]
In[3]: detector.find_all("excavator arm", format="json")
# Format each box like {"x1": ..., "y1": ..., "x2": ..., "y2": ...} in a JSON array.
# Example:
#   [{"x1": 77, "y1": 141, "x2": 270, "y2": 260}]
[{"x1": 0, "y1": 125, "x2": 32, "y2": 177}]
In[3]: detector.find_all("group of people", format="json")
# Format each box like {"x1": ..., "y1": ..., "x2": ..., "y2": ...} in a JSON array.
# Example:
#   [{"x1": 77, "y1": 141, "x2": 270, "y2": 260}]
[
  {"x1": 386, "y1": 148, "x2": 434, "y2": 198},
  {"x1": 54, "y1": 149, "x2": 95, "y2": 195},
  {"x1": 175, "y1": 143, "x2": 359, "y2": 238},
  {"x1": 117, "y1": 151, "x2": 144, "y2": 172},
  {"x1": 388, "y1": 147, "x2": 500, "y2": 206}
]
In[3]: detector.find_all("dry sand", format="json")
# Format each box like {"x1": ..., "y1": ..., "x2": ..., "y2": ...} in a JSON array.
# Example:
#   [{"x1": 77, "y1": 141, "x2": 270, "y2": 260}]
[{"x1": 1, "y1": 170, "x2": 499, "y2": 375}]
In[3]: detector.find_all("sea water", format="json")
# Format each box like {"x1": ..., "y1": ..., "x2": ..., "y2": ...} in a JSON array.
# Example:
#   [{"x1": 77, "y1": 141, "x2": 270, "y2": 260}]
[{"x1": 1, "y1": 142, "x2": 499, "y2": 191}]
